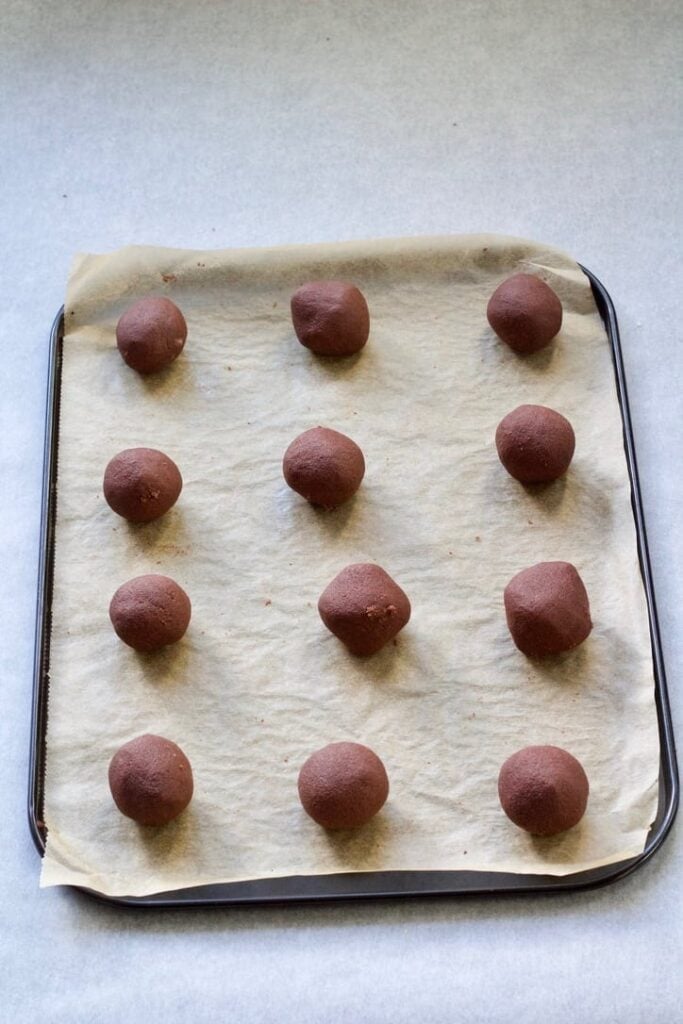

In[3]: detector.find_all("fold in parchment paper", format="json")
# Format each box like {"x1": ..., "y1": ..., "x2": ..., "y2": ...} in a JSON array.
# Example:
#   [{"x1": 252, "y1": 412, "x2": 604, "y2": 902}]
[{"x1": 41, "y1": 235, "x2": 659, "y2": 897}]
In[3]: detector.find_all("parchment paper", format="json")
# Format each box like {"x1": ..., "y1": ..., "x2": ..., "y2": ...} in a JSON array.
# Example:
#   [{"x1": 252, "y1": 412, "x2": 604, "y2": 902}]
[{"x1": 40, "y1": 235, "x2": 660, "y2": 897}]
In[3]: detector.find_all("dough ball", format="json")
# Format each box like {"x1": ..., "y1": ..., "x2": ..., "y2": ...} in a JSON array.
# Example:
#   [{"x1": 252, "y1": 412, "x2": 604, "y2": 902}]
[
  {"x1": 318, "y1": 563, "x2": 411, "y2": 656},
  {"x1": 498, "y1": 745, "x2": 589, "y2": 836},
  {"x1": 495, "y1": 404, "x2": 575, "y2": 483},
  {"x1": 487, "y1": 274, "x2": 562, "y2": 354},
  {"x1": 116, "y1": 297, "x2": 187, "y2": 374},
  {"x1": 298, "y1": 741, "x2": 389, "y2": 829},
  {"x1": 291, "y1": 280, "x2": 369, "y2": 356},
  {"x1": 109, "y1": 734, "x2": 193, "y2": 826},
  {"x1": 504, "y1": 561, "x2": 592, "y2": 658},
  {"x1": 109, "y1": 574, "x2": 191, "y2": 652},
  {"x1": 103, "y1": 447, "x2": 182, "y2": 523},
  {"x1": 283, "y1": 426, "x2": 365, "y2": 509}
]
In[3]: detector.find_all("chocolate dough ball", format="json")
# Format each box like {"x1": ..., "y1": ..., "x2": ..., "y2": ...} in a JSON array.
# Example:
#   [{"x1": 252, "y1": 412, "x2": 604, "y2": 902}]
[
  {"x1": 116, "y1": 297, "x2": 187, "y2": 374},
  {"x1": 487, "y1": 274, "x2": 563, "y2": 354},
  {"x1": 498, "y1": 745, "x2": 589, "y2": 836},
  {"x1": 109, "y1": 574, "x2": 191, "y2": 652},
  {"x1": 109, "y1": 734, "x2": 194, "y2": 826},
  {"x1": 496, "y1": 405, "x2": 575, "y2": 483},
  {"x1": 291, "y1": 280, "x2": 369, "y2": 356},
  {"x1": 298, "y1": 741, "x2": 389, "y2": 829},
  {"x1": 103, "y1": 448, "x2": 182, "y2": 523},
  {"x1": 318, "y1": 563, "x2": 411, "y2": 656},
  {"x1": 283, "y1": 427, "x2": 365, "y2": 509},
  {"x1": 504, "y1": 561, "x2": 592, "y2": 658}
]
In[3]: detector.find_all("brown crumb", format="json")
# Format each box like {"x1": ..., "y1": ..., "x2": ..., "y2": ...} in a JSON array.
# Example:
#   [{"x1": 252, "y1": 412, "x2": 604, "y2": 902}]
[
  {"x1": 527, "y1": 519, "x2": 533, "y2": 525},
  {"x1": 227, "y1": 365, "x2": 232, "y2": 371},
  {"x1": 264, "y1": 599, "x2": 272, "y2": 606},
  {"x1": 475, "y1": 535, "x2": 481, "y2": 542},
  {"x1": 448, "y1": 550, "x2": 453, "y2": 555},
  {"x1": 161, "y1": 273, "x2": 177, "y2": 283}
]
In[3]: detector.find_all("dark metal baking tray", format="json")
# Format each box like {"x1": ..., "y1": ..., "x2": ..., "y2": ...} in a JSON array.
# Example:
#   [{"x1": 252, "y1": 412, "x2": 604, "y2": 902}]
[{"x1": 29, "y1": 266, "x2": 678, "y2": 907}]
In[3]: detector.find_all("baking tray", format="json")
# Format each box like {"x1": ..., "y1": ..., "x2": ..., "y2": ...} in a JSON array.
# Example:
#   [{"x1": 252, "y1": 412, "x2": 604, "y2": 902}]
[{"x1": 29, "y1": 266, "x2": 678, "y2": 907}]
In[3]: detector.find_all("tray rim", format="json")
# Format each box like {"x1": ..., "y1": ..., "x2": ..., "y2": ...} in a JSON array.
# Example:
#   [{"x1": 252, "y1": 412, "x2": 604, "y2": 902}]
[{"x1": 28, "y1": 262, "x2": 679, "y2": 908}]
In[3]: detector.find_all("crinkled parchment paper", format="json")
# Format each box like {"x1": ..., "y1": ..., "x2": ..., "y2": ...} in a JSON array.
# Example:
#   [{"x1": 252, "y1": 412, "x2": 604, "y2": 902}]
[{"x1": 40, "y1": 235, "x2": 659, "y2": 896}]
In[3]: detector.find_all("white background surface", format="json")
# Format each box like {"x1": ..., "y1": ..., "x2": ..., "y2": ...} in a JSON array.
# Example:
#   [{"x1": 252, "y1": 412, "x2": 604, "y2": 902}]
[{"x1": 1, "y1": 1, "x2": 681, "y2": 1021}]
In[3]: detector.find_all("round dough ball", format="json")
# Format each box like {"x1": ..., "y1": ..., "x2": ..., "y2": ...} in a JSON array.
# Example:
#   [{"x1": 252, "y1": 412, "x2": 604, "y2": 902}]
[
  {"x1": 109, "y1": 574, "x2": 191, "y2": 652},
  {"x1": 291, "y1": 280, "x2": 369, "y2": 356},
  {"x1": 498, "y1": 745, "x2": 589, "y2": 836},
  {"x1": 298, "y1": 741, "x2": 389, "y2": 829},
  {"x1": 109, "y1": 734, "x2": 193, "y2": 826},
  {"x1": 487, "y1": 274, "x2": 562, "y2": 354},
  {"x1": 504, "y1": 561, "x2": 592, "y2": 658},
  {"x1": 495, "y1": 404, "x2": 575, "y2": 483},
  {"x1": 103, "y1": 447, "x2": 182, "y2": 523},
  {"x1": 318, "y1": 563, "x2": 411, "y2": 656},
  {"x1": 116, "y1": 297, "x2": 187, "y2": 374},
  {"x1": 283, "y1": 426, "x2": 365, "y2": 509}
]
